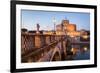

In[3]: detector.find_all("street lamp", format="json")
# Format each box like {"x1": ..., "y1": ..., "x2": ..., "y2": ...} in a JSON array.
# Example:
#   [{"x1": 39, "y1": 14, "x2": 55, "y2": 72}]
[{"x1": 53, "y1": 17, "x2": 56, "y2": 34}]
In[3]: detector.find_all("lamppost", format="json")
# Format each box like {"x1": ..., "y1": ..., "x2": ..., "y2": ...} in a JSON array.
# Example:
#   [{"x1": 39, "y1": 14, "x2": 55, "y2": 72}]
[{"x1": 53, "y1": 17, "x2": 56, "y2": 34}]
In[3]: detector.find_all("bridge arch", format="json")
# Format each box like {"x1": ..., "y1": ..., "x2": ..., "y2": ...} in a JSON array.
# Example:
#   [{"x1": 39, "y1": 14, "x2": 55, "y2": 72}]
[{"x1": 50, "y1": 47, "x2": 61, "y2": 61}]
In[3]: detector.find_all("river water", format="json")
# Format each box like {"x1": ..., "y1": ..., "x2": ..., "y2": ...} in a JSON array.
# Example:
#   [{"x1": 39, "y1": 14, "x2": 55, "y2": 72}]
[{"x1": 66, "y1": 44, "x2": 90, "y2": 60}]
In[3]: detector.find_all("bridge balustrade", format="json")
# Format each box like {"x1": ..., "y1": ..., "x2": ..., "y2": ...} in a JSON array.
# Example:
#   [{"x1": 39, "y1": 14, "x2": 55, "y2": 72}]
[{"x1": 21, "y1": 32, "x2": 67, "y2": 62}]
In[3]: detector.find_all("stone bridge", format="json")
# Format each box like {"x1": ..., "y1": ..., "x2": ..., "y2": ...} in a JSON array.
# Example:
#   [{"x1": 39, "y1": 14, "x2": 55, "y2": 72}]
[{"x1": 21, "y1": 32, "x2": 70, "y2": 63}]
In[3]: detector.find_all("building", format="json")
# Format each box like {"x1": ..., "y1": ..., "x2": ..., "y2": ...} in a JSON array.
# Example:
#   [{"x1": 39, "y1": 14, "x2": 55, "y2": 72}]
[
  {"x1": 65, "y1": 24, "x2": 76, "y2": 32},
  {"x1": 56, "y1": 19, "x2": 80, "y2": 37}
]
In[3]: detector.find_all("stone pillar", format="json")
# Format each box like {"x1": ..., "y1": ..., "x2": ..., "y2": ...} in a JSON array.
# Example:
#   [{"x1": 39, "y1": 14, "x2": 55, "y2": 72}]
[
  {"x1": 35, "y1": 35, "x2": 41, "y2": 48},
  {"x1": 45, "y1": 35, "x2": 51, "y2": 44},
  {"x1": 40, "y1": 35, "x2": 46, "y2": 47}
]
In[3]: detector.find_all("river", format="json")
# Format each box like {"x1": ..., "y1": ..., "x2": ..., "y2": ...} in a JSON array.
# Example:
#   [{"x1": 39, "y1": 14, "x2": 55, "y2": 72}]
[{"x1": 66, "y1": 44, "x2": 90, "y2": 60}]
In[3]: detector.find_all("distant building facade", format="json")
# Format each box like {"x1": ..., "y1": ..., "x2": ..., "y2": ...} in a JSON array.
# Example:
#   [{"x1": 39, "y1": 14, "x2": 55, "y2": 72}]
[{"x1": 56, "y1": 19, "x2": 80, "y2": 37}]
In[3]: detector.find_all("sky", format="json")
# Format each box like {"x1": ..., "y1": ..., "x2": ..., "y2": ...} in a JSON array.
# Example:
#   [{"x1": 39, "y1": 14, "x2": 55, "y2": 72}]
[{"x1": 21, "y1": 10, "x2": 90, "y2": 31}]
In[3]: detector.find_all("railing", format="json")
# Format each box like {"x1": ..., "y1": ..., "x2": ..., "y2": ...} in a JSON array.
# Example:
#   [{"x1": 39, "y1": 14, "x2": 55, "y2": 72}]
[{"x1": 21, "y1": 32, "x2": 67, "y2": 62}]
